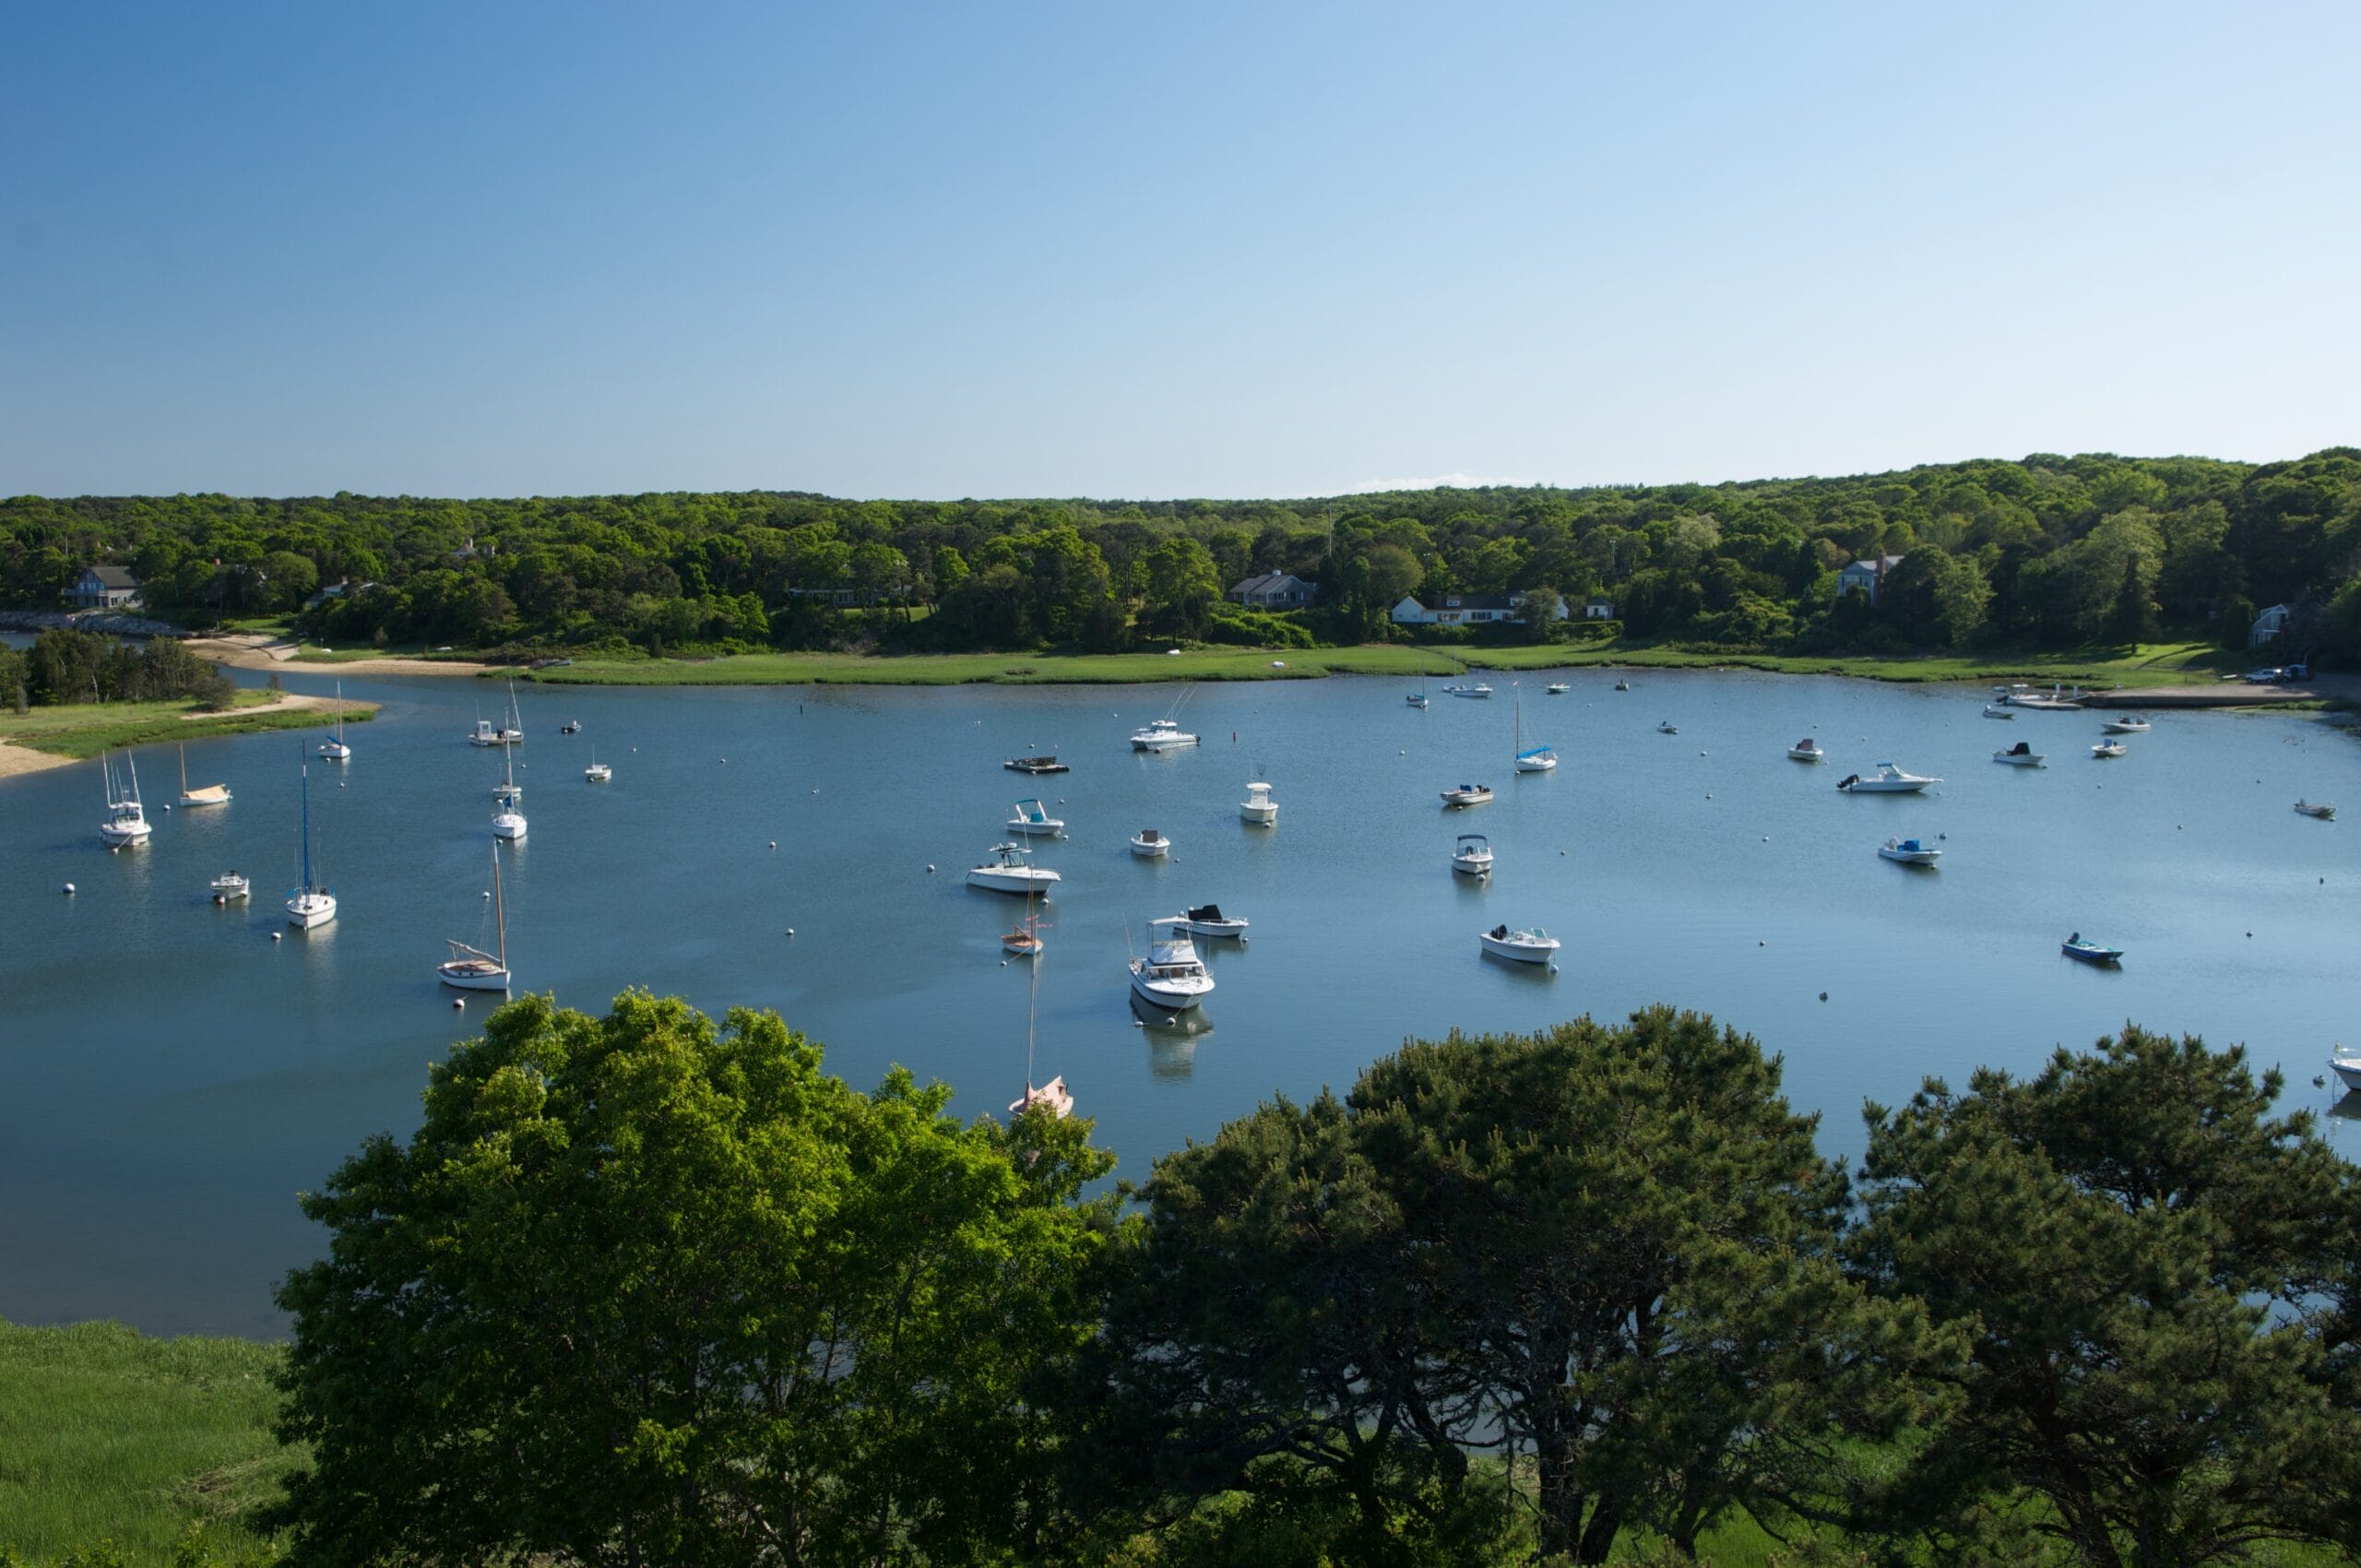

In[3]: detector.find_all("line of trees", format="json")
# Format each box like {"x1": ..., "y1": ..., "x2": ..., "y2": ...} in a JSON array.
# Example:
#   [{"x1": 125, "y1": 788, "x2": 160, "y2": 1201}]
[
  {"x1": 0, "y1": 628, "x2": 234, "y2": 713},
  {"x1": 256, "y1": 992, "x2": 2361, "y2": 1567},
  {"x1": 4, "y1": 448, "x2": 2356, "y2": 661}
]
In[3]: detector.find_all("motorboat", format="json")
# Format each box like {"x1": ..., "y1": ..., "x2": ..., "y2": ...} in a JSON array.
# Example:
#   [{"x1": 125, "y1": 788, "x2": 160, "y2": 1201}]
[
  {"x1": 317, "y1": 681, "x2": 351, "y2": 760},
  {"x1": 1130, "y1": 917, "x2": 1215, "y2": 1010},
  {"x1": 1240, "y1": 780, "x2": 1278, "y2": 825},
  {"x1": 2060, "y1": 932, "x2": 2123, "y2": 965},
  {"x1": 1178, "y1": 903, "x2": 1248, "y2": 939},
  {"x1": 1004, "y1": 755, "x2": 1070, "y2": 774},
  {"x1": 1130, "y1": 827, "x2": 1171, "y2": 859},
  {"x1": 2330, "y1": 1051, "x2": 2361, "y2": 1096},
  {"x1": 1452, "y1": 832, "x2": 1493, "y2": 876},
  {"x1": 468, "y1": 718, "x2": 505, "y2": 746},
  {"x1": 2102, "y1": 717, "x2": 2150, "y2": 734},
  {"x1": 1442, "y1": 683, "x2": 1493, "y2": 699},
  {"x1": 98, "y1": 753, "x2": 152, "y2": 847},
  {"x1": 1512, "y1": 686, "x2": 1556, "y2": 772},
  {"x1": 1546, "y1": 683, "x2": 1571, "y2": 695},
  {"x1": 1992, "y1": 741, "x2": 2046, "y2": 766},
  {"x1": 1836, "y1": 763, "x2": 1940, "y2": 793},
  {"x1": 967, "y1": 842, "x2": 1062, "y2": 893},
  {"x1": 468, "y1": 688, "x2": 526, "y2": 746},
  {"x1": 2091, "y1": 741, "x2": 2127, "y2": 759},
  {"x1": 178, "y1": 744, "x2": 230, "y2": 806},
  {"x1": 1009, "y1": 1075, "x2": 1074, "y2": 1118},
  {"x1": 585, "y1": 754, "x2": 612, "y2": 782},
  {"x1": 210, "y1": 872, "x2": 249, "y2": 903},
  {"x1": 438, "y1": 845, "x2": 512, "y2": 992},
  {"x1": 1878, "y1": 837, "x2": 1942, "y2": 866},
  {"x1": 1480, "y1": 923, "x2": 1560, "y2": 964},
  {"x1": 1982, "y1": 704, "x2": 2016, "y2": 719},
  {"x1": 2011, "y1": 683, "x2": 2085, "y2": 711},
  {"x1": 1130, "y1": 717, "x2": 1199, "y2": 752},
  {"x1": 1656, "y1": 720, "x2": 1678, "y2": 734},
  {"x1": 286, "y1": 761, "x2": 337, "y2": 930},
  {"x1": 1440, "y1": 783, "x2": 1493, "y2": 807},
  {"x1": 561, "y1": 720, "x2": 580, "y2": 734},
  {"x1": 1787, "y1": 738, "x2": 1824, "y2": 762},
  {"x1": 1613, "y1": 679, "x2": 1630, "y2": 691},
  {"x1": 2295, "y1": 800, "x2": 2337, "y2": 820},
  {"x1": 492, "y1": 749, "x2": 528, "y2": 839},
  {"x1": 1008, "y1": 798, "x2": 1065, "y2": 836}
]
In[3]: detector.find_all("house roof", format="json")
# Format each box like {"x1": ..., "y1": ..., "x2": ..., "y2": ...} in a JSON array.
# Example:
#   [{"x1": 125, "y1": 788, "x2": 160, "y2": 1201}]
[
  {"x1": 1230, "y1": 572, "x2": 1311, "y2": 595},
  {"x1": 1406, "y1": 592, "x2": 1525, "y2": 612},
  {"x1": 85, "y1": 565, "x2": 140, "y2": 588},
  {"x1": 1843, "y1": 554, "x2": 1906, "y2": 574}
]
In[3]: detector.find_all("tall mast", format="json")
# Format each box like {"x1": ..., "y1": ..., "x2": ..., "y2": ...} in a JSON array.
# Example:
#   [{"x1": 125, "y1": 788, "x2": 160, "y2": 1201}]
[
  {"x1": 492, "y1": 844, "x2": 506, "y2": 973},
  {"x1": 300, "y1": 759, "x2": 314, "y2": 893}
]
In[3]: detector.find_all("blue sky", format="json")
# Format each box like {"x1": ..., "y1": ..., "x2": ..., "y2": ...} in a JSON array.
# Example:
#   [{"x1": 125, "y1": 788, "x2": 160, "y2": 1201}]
[{"x1": 4, "y1": 1, "x2": 2355, "y2": 499}]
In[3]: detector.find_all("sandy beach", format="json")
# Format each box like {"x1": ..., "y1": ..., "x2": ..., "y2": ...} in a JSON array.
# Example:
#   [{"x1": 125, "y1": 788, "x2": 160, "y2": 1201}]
[{"x1": 186, "y1": 634, "x2": 492, "y2": 678}]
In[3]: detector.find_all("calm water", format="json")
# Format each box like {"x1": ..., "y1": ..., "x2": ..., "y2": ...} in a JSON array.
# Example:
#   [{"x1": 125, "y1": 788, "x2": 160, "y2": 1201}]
[{"x1": 3, "y1": 669, "x2": 2357, "y2": 1336}]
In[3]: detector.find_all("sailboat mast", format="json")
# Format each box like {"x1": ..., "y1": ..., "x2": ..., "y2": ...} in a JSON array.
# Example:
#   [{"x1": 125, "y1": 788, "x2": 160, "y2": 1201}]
[
  {"x1": 492, "y1": 845, "x2": 506, "y2": 971},
  {"x1": 180, "y1": 743, "x2": 188, "y2": 794},
  {"x1": 300, "y1": 760, "x2": 314, "y2": 892}
]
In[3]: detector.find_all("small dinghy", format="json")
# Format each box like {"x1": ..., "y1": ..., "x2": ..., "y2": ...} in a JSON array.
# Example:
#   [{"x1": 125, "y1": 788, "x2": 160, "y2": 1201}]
[
  {"x1": 2102, "y1": 717, "x2": 2150, "y2": 734},
  {"x1": 1004, "y1": 755, "x2": 1069, "y2": 774},
  {"x1": 1992, "y1": 741, "x2": 2045, "y2": 766},
  {"x1": 1878, "y1": 837, "x2": 1941, "y2": 866},
  {"x1": 1452, "y1": 833, "x2": 1494, "y2": 877},
  {"x1": 2091, "y1": 741, "x2": 2128, "y2": 759},
  {"x1": 2294, "y1": 800, "x2": 2337, "y2": 820},
  {"x1": 1130, "y1": 827, "x2": 1171, "y2": 859},
  {"x1": 1480, "y1": 923, "x2": 1560, "y2": 965},
  {"x1": 1546, "y1": 683, "x2": 1570, "y2": 695},
  {"x1": 1002, "y1": 909, "x2": 1046, "y2": 956},
  {"x1": 1440, "y1": 782, "x2": 1494, "y2": 807},
  {"x1": 561, "y1": 720, "x2": 580, "y2": 734},
  {"x1": 1657, "y1": 720, "x2": 1679, "y2": 734},
  {"x1": 1178, "y1": 903, "x2": 1248, "y2": 939},
  {"x1": 1614, "y1": 679, "x2": 1631, "y2": 691},
  {"x1": 1007, "y1": 798, "x2": 1065, "y2": 836},
  {"x1": 1982, "y1": 704, "x2": 2016, "y2": 719},
  {"x1": 1788, "y1": 737, "x2": 1824, "y2": 762},
  {"x1": 2061, "y1": 932, "x2": 2123, "y2": 965}
]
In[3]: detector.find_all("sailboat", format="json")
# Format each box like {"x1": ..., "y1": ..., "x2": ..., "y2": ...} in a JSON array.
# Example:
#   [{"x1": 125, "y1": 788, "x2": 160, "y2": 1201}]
[
  {"x1": 1406, "y1": 653, "x2": 1430, "y2": 708},
  {"x1": 177, "y1": 743, "x2": 231, "y2": 806},
  {"x1": 98, "y1": 752, "x2": 152, "y2": 846},
  {"x1": 1513, "y1": 683, "x2": 1557, "y2": 772},
  {"x1": 438, "y1": 844, "x2": 512, "y2": 991},
  {"x1": 317, "y1": 681, "x2": 350, "y2": 760},
  {"x1": 1007, "y1": 896, "x2": 1072, "y2": 1118},
  {"x1": 492, "y1": 747, "x2": 528, "y2": 840},
  {"x1": 286, "y1": 758, "x2": 337, "y2": 929}
]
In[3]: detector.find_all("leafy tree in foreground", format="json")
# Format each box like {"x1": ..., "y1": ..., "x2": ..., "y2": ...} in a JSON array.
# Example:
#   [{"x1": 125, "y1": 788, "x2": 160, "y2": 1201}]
[
  {"x1": 1851, "y1": 1028, "x2": 2361, "y2": 1568},
  {"x1": 270, "y1": 991, "x2": 1120, "y2": 1568}
]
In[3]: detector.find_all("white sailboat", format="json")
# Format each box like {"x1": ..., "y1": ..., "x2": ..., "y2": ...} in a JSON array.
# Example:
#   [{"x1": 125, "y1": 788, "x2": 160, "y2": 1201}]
[
  {"x1": 492, "y1": 748, "x2": 528, "y2": 840},
  {"x1": 1513, "y1": 684, "x2": 1557, "y2": 772},
  {"x1": 287, "y1": 759, "x2": 337, "y2": 929},
  {"x1": 585, "y1": 751, "x2": 612, "y2": 782},
  {"x1": 1406, "y1": 654, "x2": 1430, "y2": 708},
  {"x1": 1007, "y1": 898, "x2": 1071, "y2": 1119},
  {"x1": 178, "y1": 743, "x2": 231, "y2": 806},
  {"x1": 317, "y1": 681, "x2": 350, "y2": 760},
  {"x1": 438, "y1": 844, "x2": 512, "y2": 991},
  {"x1": 98, "y1": 752, "x2": 152, "y2": 847}
]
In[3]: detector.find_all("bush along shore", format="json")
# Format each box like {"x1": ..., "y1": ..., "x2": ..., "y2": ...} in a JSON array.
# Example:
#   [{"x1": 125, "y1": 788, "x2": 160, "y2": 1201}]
[{"x1": 11, "y1": 993, "x2": 2361, "y2": 1567}]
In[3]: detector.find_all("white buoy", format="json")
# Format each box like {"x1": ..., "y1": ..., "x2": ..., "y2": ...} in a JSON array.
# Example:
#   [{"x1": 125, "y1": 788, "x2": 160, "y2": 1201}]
[
  {"x1": 272, "y1": 932, "x2": 283, "y2": 942},
  {"x1": 453, "y1": 998, "x2": 465, "y2": 1009},
  {"x1": 163, "y1": 803, "x2": 172, "y2": 812},
  {"x1": 786, "y1": 928, "x2": 795, "y2": 937},
  {"x1": 482, "y1": 890, "x2": 492, "y2": 898},
  {"x1": 769, "y1": 841, "x2": 777, "y2": 849},
  {"x1": 62, "y1": 883, "x2": 74, "y2": 895},
  {"x1": 927, "y1": 864, "x2": 935, "y2": 873}
]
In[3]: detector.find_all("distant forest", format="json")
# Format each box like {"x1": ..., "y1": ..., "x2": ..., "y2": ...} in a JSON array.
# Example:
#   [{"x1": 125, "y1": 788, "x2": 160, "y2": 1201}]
[{"x1": 4, "y1": 449, "x2": 2355, "y2": 661}]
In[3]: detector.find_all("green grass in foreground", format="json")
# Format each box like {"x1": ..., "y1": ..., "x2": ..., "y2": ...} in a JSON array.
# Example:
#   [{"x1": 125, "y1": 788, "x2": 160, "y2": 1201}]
[
  {"x1": 0, "y1": 1320, "x2": 291, "y2": 1566},
  {"x1": 0, "y1": 693, "x2": 373, "y2": 761}
]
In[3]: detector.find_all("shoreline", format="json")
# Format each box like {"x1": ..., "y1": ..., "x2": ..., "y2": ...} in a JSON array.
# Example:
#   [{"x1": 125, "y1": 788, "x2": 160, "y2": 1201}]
[
  {"x1": 185, "y1": 634, "x2": 494, "y2": 678},
  {"x1": 0, "y1": 692, "x2": 375, "y2": 779}
]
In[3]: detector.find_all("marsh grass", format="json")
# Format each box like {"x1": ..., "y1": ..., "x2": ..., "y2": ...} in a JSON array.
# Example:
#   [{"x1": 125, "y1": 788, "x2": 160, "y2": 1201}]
[{"x1": 0, "y1": 695, "x2": 371, "y2": 761}]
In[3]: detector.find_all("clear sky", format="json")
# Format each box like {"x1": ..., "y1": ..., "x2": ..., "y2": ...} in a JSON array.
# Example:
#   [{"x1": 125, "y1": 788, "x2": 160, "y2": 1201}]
[{"x1": 4, "y1": 1, "x2": 2355, "y2": 500}]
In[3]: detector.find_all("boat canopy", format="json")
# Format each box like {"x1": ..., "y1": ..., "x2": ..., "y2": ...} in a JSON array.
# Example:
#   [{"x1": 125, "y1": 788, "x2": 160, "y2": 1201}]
[
  {"x1": 1456, "y1": 833, "x2": 1489, "y2": 847},
  {"x1": 2007, "y1": 742, "x2": 2032, "y2": 754},
  {"x1": 1515, "y1": 746, "x2": 1554, "y2": 760},
  {"x1": 1186, "y1": 903, "x2": 1225, "y2": 922}
]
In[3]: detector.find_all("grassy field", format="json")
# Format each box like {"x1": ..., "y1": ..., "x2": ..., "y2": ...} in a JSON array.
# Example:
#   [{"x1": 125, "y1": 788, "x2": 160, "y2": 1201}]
[
  {"x1": 0, "y1": 1320, "x2": 292, "y2": 1566},
  {"x1": 0, "y1": 693, "x2": 372, "y2": 762},
  {"x1": 501, "y1": 638, "x2": 2247, "y2": 691}
]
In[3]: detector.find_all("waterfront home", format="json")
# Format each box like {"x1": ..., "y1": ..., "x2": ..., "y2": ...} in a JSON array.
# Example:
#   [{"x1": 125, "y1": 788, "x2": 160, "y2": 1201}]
[
  {"x1": 1228, "y1": 572, "x2": 1318, "y2": 609},
  {"x1": 1837, "y1": 554, "x2": 1905, "y2": 607},
  {"x1": 1391, "y1": 592, "x2": 1568, "y2": 626},
  {"x1": 70, "y1": 565, "x2": 142, "y2": 611},
  {"x1": 2250, "y1": 603, "x2": 2292, "y2": 647},
  {"x1": 1584, "y1": 597, "x2": 1615, "y2": 620}
]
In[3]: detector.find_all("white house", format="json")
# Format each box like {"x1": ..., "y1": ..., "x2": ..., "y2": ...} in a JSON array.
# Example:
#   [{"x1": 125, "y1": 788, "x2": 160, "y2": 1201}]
[
  {"x1": 2250, "y1": 603, "x2": 2293, "y2": 647},
  {"x1": 1391, "y1": 592, "x2": 1568, "y2": 626},
  {"x1": 1584, "y1": 597, "x2": 1615, "y2": 620},
  {"x1": 70, "y1": 565, "x2": 142, "y2": 611},
  {"x1": 1229, "y1": 572, "x2": 1318, "y2": 610},
  {"x1": 1837, "y1": 554, "x2": 1905, "y2": 607}
]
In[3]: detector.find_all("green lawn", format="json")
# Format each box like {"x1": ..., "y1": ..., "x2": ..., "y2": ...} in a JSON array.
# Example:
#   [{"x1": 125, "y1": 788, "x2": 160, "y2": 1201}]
[
  {"x1": 1466, "y1": 638, "x2": 2244, "y2": 686},
  {"x1": 0, "y1": 693, "x2": 372, "y2": 761},
  {"x1": 0, "y1": 1320, "x2": 292, "y2": 1566}
]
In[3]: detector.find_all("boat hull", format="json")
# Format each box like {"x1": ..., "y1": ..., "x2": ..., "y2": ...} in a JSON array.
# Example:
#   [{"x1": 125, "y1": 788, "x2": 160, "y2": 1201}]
[
  {"x1": 1992, "y1": 754, "x2": 2045, "y2": 766},
  {"x1": 1513, "y1": 756, "x2": 1557, "y2": 773},
  {"x1": 1130, "y1": 972, "x2": 1210, "y2": 1009},
  {"x1": 1840, "y1": 779, "x2": 1933, "y2": 793},
  {"x1": 1177, "y1": 920, "x2": 1247, "y2": 939},
  {"x1": 1452, "y1": 857, "x2": 1492, "y2": 876},
  {"x1": 2332, "y1": 1059, "x2": 2361, "y2": 1095},
  {"x1": 1480, "y1": 934, "x2": 1560, "y2": 964},
  {"x1": 99, "y1": 823, "x2": 151, "y2": 846},
  {"x1": 1879, "y1": 847, "x2": 1941, "y2": 865},
  {"x1": 287, "y1": 894, "x2": 337, "y2": 930},
  {"x1": 1787, "y1": 748, "x2": 1823, "y2": 762},
  {"x1": 2061, "y1": 943, "x2": 2122, "y2": 965},
  {"x1": 1130, "y1": 839, "x2": 1169, "y2": 858},
  {"x1": 437, "y1": 964, "x2": 512, "y2": 992},
  {"x1": 967, "y1": 869, "x2": 1062, "y2": 894},
  {"x1": 1240, "y1": 804, "x2": 1277, "y2": 824},
  {"x1": 180, "y1": 787, "x2": 231, "y2": 805},
  {"x1": 492, "y1": 816, "x2": 527, "y2": 840}
]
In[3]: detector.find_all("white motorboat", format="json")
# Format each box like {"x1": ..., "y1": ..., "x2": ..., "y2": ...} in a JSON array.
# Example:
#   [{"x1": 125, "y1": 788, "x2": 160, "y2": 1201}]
[
  {"x1": 1992, "y1": 742, "x2": 2046, "y2": 766},
  {"x1": 286, "y1": 761, "x2": 337, "y2": 930},
  {"x1": 1452, "y1": 832, "x2": 1493, "y2": 876},
  {"x1": 1878, "y1": 837, "x2": 1942, "y2": 866},
  {"x1": 98, "y1": 753, "x2": 152, "y2": 847},
  {"x1": 585, "y1": 754, "x2": 611, "y2": 782},
  {"x1": 438, "y1": 845, "x2": 512, "y2": 992},
  {"x1": 1836, "y1": 763, "x2": 1941, "y2": 793},
  {"x1": 1130, "y1": 917, "x2": 1215, "y2": 1010},
  {"x1": 317, "y1": 681, "x2": 351, "y2": 760},
  {"x1": 1788, "y1": 738, "x2": 1824, "y2": 762},
  {"x1": 1443, "y1": 683, "x2": 1493, "y2": 699},
  {"x1": 1178, "y1": 903, "x2": 1248, "y2": 939},
  {"x1": 468, "y1": 685, "x2": 526, "y2": 747},
  {"x1": 1480, "y1": 923, "x2": 1560, "y2": 964},
  {"x1": 492, "y1": 748, "x2": 528, "y2": 839},
  {"x1": 1546, "y1": 683, "x2": 1570, "y2": 695},
  {"x1": 2091, "y1": 741, "x2": 2127, "y2": 759},
  {"x1": 1613, "y1": 679, "x2": 1630, "y2": 691},
  {"x1": 2102, "y1": 717, "x2": 2150, "y2": 734},
  {"x1": 2295, "y1": 800, "x2": 2337, "y2": 820},
  {"x1": 177, "y1": 743, "x2": 230, "y2": 806},
  {"x1": 2331, "y1": 1051, "x2": 2361, "y2": 1095},
  {"x1": 2061, "y1": 932, "x2": 2123, "y2": 965},
  {"x1": 1008, "y1": 798, "x2": 1065, "y2": 836},
  {"x1": 210, "y1": 872, "x2": 249, "y2": 903},
  {"x1": 1440, "y1": 782, "x2": 1493, "y2": 807},
  {"x1": 1130, "y1": 827, "x2": 1171, "y2": 859},
  {"x1": 2011, "y1": 683, "x2": 2084, "y2": 711},
  {"x1": 968, "y1": 841, "x2": 1063, "y2": 893},
  {"x1": 1130, "y1": 717, "x2": 1199, "y2": 751},
  {"x1": 1512, "y1": 686, "x2": 1556, "y2": 772},
  {"x1": 1982, "y1": 704, "x2": 2016, "y2": 719},
  {"x1": 1240, "y1": 780, "x2": 1278, "y2": 825},
  {"x1": 1657, "y1": 720, "x2": 1678, "y2": 734}
]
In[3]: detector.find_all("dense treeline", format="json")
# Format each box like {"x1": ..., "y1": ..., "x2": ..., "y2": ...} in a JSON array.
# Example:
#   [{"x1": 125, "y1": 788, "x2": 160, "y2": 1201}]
[
  {"x1": 4, "y1": 448, "x2": 2357, "y2": 661},
  {"x1": 0, "y1": 629, "x2": 234, "y2": 713},
  {"x1": 244, "y1": 992, "x2": 2361, "y2": 1568}
]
